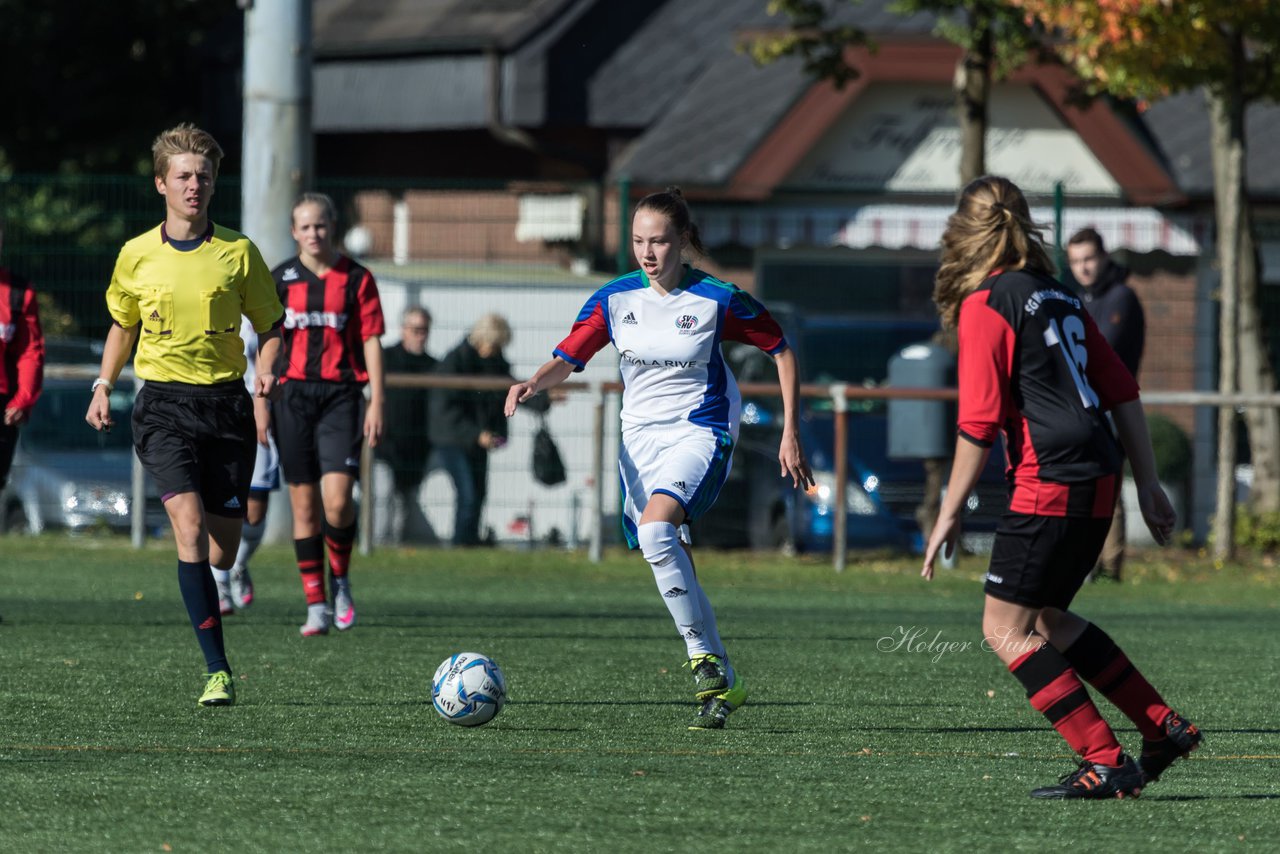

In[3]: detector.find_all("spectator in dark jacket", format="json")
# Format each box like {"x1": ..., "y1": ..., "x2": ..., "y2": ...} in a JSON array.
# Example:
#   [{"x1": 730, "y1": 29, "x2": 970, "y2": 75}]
[
  {"x1": 431, "y1": 313, "x2": 516, "y2": 546},
  {"x1": 380, "y1": 306, "x2": 437, "y2": 542},
  {"x1": 1068, "y1": 227, "x2": 1146, "y2": 581},
  {"x1": 1068, "y1": 228, "x2": 1145, "y2": 377}
]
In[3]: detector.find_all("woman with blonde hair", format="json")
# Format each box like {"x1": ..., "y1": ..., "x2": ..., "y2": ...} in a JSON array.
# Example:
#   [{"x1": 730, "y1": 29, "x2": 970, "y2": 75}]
[
  {"x1": 922, "y1": 176, "x2": 1200, "y2": 798},
  {"x1": 273, "y1": 192, "x2": 386, "y2": 636},
  {"x1": 431, "y1": 312, "x2": 528, "y2": 546}
]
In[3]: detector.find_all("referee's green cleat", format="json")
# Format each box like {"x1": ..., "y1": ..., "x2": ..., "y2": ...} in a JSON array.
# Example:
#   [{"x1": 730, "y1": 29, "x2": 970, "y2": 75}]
[
  {"x1": 689, "y1": 674, "x2": 748, "y2": 730},
  {"x1": 198, "y1": 670, "x2": 236, "y2": 707}
]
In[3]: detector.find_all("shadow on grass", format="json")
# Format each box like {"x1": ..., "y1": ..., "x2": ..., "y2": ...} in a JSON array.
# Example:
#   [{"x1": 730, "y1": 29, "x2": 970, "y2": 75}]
[{"x1": 1143, "y1": 793, "x2": 1280, "y2": 801}]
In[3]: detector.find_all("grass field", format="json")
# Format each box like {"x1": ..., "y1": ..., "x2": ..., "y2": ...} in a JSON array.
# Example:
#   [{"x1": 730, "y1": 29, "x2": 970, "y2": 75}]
[{"x1": 1, "y1": 537, "x2": 1277, "y2": 852}]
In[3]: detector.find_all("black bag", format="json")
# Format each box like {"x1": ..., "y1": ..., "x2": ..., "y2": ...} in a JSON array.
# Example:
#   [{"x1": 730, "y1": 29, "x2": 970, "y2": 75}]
[{"x1": 532, "y1": 416, "x2": 566, "y2": 486}]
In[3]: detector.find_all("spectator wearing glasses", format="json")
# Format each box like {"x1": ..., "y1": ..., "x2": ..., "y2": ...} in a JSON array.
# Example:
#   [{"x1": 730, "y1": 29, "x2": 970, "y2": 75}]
[{"x1": 379, "y1": 306, "x2": 437, "y2": 542}]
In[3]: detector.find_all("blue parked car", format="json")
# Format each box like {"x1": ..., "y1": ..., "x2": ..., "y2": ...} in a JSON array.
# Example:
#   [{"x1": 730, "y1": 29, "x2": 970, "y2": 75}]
[{"x1": 692, "y1": 312, "x2": 1006, "y2": 554}]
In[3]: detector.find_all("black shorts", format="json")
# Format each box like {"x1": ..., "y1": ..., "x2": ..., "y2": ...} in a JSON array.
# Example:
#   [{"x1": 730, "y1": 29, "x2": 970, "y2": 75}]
[
  {"x1": 983, "y1": 513, "x2": 1112, "y2": 610},
  {"x1": 274, "y1": 380, "x2": 364, "y2": 484},
  {"x1": 0, "y1": 421, "x2": 16, "y2": 489},
  {"x1": 132, "y1": 380, "x2": 256, "y2": 518},
  {"x1": 0, "y1": 392, "x2": 15, "y2": 488}
]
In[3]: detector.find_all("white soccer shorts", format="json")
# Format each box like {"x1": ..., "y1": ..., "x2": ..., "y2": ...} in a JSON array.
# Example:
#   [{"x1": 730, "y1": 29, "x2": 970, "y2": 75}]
[
  {"x1": 249, "y1": 433, "x2": 281, "y2": 493},
  {"x1": 618, "y1": 419, "x2": 734, "y2": 549}
]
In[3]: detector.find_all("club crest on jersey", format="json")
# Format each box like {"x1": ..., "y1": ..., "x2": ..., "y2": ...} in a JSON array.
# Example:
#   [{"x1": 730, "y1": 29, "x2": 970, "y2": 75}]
[
  {"x1": 284, "y1": 306, "x2": 349, "y2": 331},
  {"x1": 674, "y1": 314, "x2": 699, "y2": 332}
]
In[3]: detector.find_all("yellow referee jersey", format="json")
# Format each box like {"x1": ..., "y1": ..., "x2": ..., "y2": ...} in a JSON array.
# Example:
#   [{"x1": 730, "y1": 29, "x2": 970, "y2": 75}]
[{"x1": 106, "y1": 223, "x2": 284, "y2": 384}]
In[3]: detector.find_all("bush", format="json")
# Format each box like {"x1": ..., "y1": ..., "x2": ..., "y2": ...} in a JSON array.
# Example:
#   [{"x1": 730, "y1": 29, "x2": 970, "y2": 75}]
[
  {"x1": 1234, "y1": 507, "x2": 1280, "y2": 553},
  {"x1": 1147, "y1": 413, "x2": 1191, "y2": 485}
]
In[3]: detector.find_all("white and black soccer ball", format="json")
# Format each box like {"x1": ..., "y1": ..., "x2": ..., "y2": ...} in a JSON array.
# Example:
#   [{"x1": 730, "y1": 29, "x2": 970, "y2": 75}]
[{"x1": 431, "y1": 652, "x2": 507, "y2": 726}]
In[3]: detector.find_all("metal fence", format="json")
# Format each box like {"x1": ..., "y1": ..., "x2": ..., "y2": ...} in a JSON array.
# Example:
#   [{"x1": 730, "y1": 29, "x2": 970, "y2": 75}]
[{"x1": 6, "y1": 173, "x2": 1280, "y2": 560}]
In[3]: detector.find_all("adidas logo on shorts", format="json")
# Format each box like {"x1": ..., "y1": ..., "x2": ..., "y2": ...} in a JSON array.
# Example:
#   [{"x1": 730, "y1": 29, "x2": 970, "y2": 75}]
[
  {"x1": 621, "y1": 311, "x2": 638, "y2": 325},
  {"x1": 672, "y1": 480, "x2": 688, "y2": 495},
  {"x1": 224, "y1": 496, "x2": 242, "y2": 509},
  {"x1": 663, "y1": 586, "x2": 688, "y2": 599}
]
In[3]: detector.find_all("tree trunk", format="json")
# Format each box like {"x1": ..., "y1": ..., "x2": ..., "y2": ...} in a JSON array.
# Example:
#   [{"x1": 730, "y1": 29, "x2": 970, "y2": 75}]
[
  {"x1": 1234, "y1": 189, "x2": 1280, "y2": 513},
  {"x1": 954, "y1": 16, "x2": 991, "y2": 186},
  {"x1": 1208, "y1": 88, "x2": 1243, "y2": 561}
]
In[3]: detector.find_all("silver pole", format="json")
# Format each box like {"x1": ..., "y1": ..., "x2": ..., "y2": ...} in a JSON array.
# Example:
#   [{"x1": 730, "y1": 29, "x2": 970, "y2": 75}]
[
  {"x1": 131, "y1": 374, "x2": 145, "y2": 548},
  {"x1": 831, "y1": 383, "x2": 849, "y2": 573},
  {"x1": 242, "y1": 0, "x2": 312, "y2": 266},
  {"x1": 589, "y1": 383, "x2": 606, "y2": 563}
]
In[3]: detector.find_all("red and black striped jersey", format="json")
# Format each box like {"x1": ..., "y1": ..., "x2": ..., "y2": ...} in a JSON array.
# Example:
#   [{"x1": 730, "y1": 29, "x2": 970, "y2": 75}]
[
  {"x1": 957, "y1": 269, "x2": 1139, "y2": 518},
  {"x1": 0, "y1": 267, "x2": 44, "y2": 414},
  {"x1": 273, "y1": 255, "x2": 385, "y2": 384}
]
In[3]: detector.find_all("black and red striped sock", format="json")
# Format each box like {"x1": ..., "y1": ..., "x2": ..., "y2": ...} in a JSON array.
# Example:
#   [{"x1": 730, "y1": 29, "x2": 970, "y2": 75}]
[
  {"x1": 294, "y1": 534, "x2": 326, "y2": 605},
  {"x1": 1010, "y1": 644, "x2": 1124, "y2": 767},
  {"x1": 1062, "y1": 623, "x2": 1173, "y2": 741},
  {"x1": 324, "y1": 521, "x2": 356, "y2": 580}
]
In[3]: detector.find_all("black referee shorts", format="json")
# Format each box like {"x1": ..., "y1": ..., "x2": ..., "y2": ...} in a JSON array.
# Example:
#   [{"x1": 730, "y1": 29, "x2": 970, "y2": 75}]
[
  {"x1": 273, "y1": 380, "x2": 365, "y2": 484},
  {"x1": 983, "y1": 513, "x2": 1112, "y2": 610},
  {"x1": 132, "y1": 380, "x2": 256, "y2": 518}
]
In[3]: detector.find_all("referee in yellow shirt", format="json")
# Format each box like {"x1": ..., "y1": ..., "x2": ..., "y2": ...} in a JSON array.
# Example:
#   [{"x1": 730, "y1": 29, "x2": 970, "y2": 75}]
[{"x1": 85, "y1": 124, "x2": 285, "y2": 707}]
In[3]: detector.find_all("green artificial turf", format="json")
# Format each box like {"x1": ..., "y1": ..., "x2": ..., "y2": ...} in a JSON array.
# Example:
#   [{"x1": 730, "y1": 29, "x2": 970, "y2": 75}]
[{"x1": 1, "y1": 537, "x2": 1276, "y2": 852}]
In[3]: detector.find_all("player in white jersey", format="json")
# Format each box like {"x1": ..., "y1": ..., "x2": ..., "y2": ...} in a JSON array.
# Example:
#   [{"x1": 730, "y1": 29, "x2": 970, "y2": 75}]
[
  {"x1": 213, "y1": 316, "x2": 281, "y2": 615},
  {"x1": 506, "y1": 186, "x2": 813, "y2": 729}
]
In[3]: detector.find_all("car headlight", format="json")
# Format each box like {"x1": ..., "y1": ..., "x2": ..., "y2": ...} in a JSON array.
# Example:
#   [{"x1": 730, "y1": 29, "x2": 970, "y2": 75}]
[
  {"x1": 61, "y1": 482, "x2": 131, "y2": 517},
  {"x1": 805, "y1": 472, "x2": 878, "y2": 516}
]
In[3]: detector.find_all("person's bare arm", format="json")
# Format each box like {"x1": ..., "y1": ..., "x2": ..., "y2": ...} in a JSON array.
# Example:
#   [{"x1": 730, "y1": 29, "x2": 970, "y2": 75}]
[
  {"x1": 504, "y1": 357, "x2": 576, "y2": 417},
  {"x1": 1111, "y1": 398, "x2": 1175, "y2": 545},
  {"x1": 85, "y1": 323, "x2": 139, "y2": 432},
  {"x1": 922, "y1": 437, "x2": 990, "y2": 580}
]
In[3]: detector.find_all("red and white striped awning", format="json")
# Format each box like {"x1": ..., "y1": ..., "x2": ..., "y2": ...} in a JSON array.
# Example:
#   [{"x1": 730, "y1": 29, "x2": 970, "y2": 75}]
[{"x1": 697, "y1": 205, "x2": 1208, "y2": 255}]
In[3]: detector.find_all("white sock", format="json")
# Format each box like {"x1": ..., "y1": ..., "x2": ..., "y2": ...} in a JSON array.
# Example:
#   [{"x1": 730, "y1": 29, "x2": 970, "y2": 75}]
[
  {"x1": 676, "y1": 523, "x2": 729, "y2": 666},
  {"x1": 692, "y1": 580, "x2": 728, "y2": 666},
  {"x1": 211, "y1": 567, "x2": 231, "y2": 585},
  {"x1": 307, "y1": 602, "x2": 328, "y2": 623},
  {"x1": 235, "y1": 518, "x2": 266, "y2": 569},
  {"x1": 638, "y1": 521, "x2": 711, "y2": 657}
]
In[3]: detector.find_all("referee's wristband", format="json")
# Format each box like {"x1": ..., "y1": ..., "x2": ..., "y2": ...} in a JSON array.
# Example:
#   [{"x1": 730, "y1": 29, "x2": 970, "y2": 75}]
[{"x1": 91, "y1": 378, "x2": 114, "y2": 395}]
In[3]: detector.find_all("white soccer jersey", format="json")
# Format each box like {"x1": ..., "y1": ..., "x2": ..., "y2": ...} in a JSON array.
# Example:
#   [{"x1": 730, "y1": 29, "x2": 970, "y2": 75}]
[{"x1": 554, "y1": 267, "x2": 788, "y2": 433}]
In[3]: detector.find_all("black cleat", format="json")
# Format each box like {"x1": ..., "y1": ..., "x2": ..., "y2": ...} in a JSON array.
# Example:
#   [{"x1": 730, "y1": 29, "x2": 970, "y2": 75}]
[
  {"x1": 687, "y1": 675, "x2": 748, "y2": 731},
  {"x1": 687, "y1": 654, "x2": 729, "y2": 701},
  {"x1": 1030, "y1": 755, "x2": 1144, "y2": 800},
  {"x1": 1140, "y1": 711, "x2": 1202, "y2": 783}
]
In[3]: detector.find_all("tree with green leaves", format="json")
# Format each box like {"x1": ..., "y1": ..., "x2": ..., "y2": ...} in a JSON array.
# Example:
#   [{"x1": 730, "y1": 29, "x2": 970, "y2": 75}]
[
  {"x1": 742, "y1": 1, "x2": 1042, "y2": 185},
  {"x1": 1013, "y1": 0, "x2": 1280, "y2": 560}
]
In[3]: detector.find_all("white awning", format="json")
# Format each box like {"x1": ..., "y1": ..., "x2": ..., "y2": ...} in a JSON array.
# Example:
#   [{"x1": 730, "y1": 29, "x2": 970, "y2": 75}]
[
  {"x1": 515, "y1": 194, "x2": 585, "y2": 243},
  {"x1": 697, "y1": 205, "x2": 1208, "y2": 255}
]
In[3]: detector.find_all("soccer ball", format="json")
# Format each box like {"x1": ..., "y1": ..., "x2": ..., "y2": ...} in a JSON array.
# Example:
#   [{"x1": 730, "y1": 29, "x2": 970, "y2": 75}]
[{"x1": 431, "y1": 652, "x2": 507, "y2": 726}]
